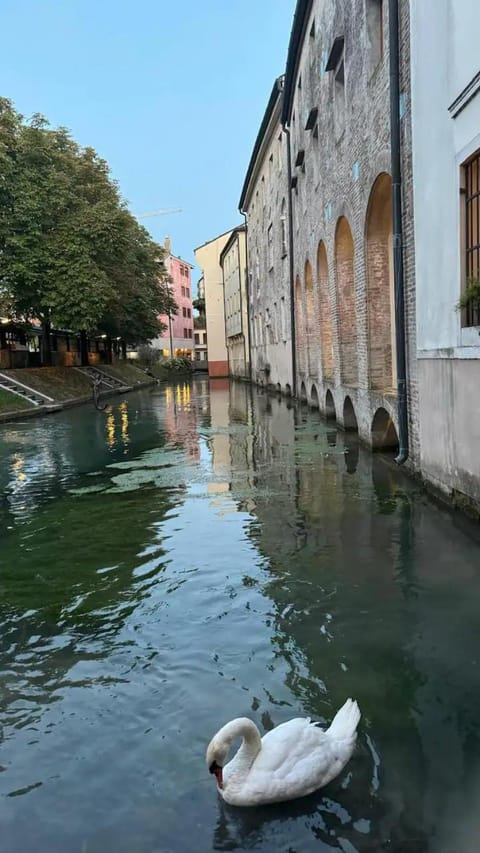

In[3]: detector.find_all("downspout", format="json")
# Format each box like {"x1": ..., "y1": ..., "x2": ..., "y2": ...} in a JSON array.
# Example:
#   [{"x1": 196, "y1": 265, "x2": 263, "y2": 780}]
[
  {"x1": 242, "y1": 213, "x2": 253, "y2": 382},
  {"x1": 284, "y1": 126, "x2": 297, "y2": 397},
  {"x1": 389, "y1": 0, "x2": 409, "y2": 465}
]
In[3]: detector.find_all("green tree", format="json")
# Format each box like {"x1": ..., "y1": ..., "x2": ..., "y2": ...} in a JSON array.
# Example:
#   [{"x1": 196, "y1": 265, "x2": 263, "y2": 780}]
[
  {"x1": 99, "y1": 218, "x2": 178, "y2": 349},
  {"x1": 0, "y1": 98, "x2": 176, "y2": 363}
]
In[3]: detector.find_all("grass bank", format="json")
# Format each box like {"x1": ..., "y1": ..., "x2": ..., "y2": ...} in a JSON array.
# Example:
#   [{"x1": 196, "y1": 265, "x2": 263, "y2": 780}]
[
  {"x1": 6, "y1": 367, "x2": 92, "y2": 401},
  {"x1": 0, "y1": 389, "x2": 33, "y2": 413}
]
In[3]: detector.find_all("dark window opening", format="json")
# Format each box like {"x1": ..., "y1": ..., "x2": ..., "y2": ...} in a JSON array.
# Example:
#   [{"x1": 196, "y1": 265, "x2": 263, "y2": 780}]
[{"x1": 464, "y1": 150, "x2": 480, "y2": 327}]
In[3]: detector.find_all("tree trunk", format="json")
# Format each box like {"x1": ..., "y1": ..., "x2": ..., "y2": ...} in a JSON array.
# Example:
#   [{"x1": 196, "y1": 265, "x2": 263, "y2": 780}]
[
  {"x1": 80, "y1": 329, "x2": 89, "y2": 366},
  {"x1": 42, "y1": 319, "x2": 52, "y2": 367}
]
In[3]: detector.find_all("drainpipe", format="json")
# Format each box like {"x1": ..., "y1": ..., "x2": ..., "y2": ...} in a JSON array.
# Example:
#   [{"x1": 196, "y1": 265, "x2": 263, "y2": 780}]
[
  {"x1": 242, "y1": 213, "x2": 253, "y2": 382},
  {"x1": 389, "y1": 0, "x2": 408, "y2": 465},
  {"x1": 284, "y1": 126, "x2": 297, "y2": 397}
]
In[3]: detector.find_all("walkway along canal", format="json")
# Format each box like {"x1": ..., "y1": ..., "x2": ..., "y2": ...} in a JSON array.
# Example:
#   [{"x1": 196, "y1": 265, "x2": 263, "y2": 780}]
[{"x1": 1, "y1": 378, "x2": 480, "y2": 852}]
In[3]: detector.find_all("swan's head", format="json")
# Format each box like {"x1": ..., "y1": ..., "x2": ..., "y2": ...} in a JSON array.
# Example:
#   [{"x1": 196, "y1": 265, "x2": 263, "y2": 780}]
[{"x1": 206, "y1": 736, "x2": 228, "y2": 789}]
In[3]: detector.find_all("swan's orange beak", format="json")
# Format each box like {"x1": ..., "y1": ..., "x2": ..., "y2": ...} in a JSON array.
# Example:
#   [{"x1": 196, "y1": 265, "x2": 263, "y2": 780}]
[{"x1": 209, "y1": 761, "x2": 223, "y2": 789}]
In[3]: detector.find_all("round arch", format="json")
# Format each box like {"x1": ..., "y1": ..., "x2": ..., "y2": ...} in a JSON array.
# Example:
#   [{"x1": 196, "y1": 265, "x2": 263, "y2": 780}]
[
  {"x1": 317, "y1": 240, "x2": 333, "y2": 380},
  {"x1": 343, "y1": 396, "x2": 358, "y2": 432},
  {"x1": 365, "y1": 173, "x2": 395, "y2": 391},
  {"x1": 371, "y1": 407, "x2": 399, "y2": 450},
  {"x1": 335, "y1": 217, "x2": 357, "y2": 385}
]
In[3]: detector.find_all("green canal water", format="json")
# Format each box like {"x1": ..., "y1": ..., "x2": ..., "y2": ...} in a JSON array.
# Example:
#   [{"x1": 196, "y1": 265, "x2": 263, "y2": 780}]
[{"x1": 1, "y1": 379, "x2": 480, "y2": 852}]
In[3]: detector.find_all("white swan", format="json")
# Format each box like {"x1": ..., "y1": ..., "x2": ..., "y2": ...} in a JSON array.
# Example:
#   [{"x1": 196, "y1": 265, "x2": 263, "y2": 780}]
[{"x1": 206, "y1": 698, "x2": 360, "y2": 806}]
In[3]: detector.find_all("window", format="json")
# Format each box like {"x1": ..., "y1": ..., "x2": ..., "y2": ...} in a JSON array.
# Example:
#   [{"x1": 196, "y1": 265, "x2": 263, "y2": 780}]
[
  {"x1": 280, "y1": 199, "x2": 287, "y2": 256},
  {"x1": 186, "y1": 288, "x2": 190, "y2": 298},
  {"x1": 280, "y1": 297, "x2": 287, "y2": 342},
  {"x1": 195, "y1": 350, "x2": 200, "y2": 361},
  {"x1": 366, "y1": 0, "x2": 383, "y2": 73},
  {"x1": 184, "y1": 328, "x2": 188, "y2": 338},
  {"x1": 187, "y1": 308, "x2": 191, "y2": 318},
  {"x1": 463, "y1": 149, "x2": 480, "y2": 327},
  {"x1": 188, "y1": 328, "x2": 192, "y2": 338},
  {"x1": 334, "y1": 60, "x2": 345, "y2": 138},
  {"x1": 267, "y1": 223, "x2": 273, "y2": 270},
  {"x1": 278, "y1": 133, "x2": 283, "y2": 172},
  {"x1": 326, "y1": 36, "x2": 346, "y2": 139},
  {"x1": 309, "y1": 19, "x2": 315, "y2": 39},
  {"x1": 182, "y1": 306, "x2": 187, "y2": 317},
  {"x1": 194, "y1": 333, "x2": 200, "y2": 345},
  {"x1": 181, "y1": 286, "x2": 185, "y2": 296},
  {"x1": 203, "y1": 332, "x2": 207, "y2": 343},
  {"x1": 180, "y1": 266, "x2": 184, "y2": 276},
  {"x1": 269, "y1": 153, "x2": 273, "y2": 178}
]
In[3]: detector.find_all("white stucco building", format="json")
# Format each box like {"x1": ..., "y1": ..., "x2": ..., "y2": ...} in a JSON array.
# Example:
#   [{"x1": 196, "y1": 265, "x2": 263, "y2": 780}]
[
  {"x1": 239, "y1": 76, "x2": 294, "y2": 394},
  {"x1": 220, "y1": 226, "x2": 250, "y2": 379},
  {"x1": 411, "y1": 0, "x2": 480, "y2": 505},
  {"x1": 194, "y1": 230, "x2": 234, "y2": 378}
]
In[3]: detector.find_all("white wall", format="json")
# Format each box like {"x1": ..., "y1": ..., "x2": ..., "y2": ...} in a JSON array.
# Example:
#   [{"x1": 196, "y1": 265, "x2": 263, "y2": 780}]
[
  {"x1": 411, "y1": 0, "x2": 480, "y2": 353},
  {"x1": 411, "y1": 0, "x2": 480, "y2": 503}
]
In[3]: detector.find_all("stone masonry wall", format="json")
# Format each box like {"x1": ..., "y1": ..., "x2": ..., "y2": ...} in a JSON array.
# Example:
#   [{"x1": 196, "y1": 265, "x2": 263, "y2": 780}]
[
  {"x1": 244, "y1": 103, "x2": 294, "y2": 393},
  {"x1": 288, "y1": 0, "x2": 417, "y2": 455}
]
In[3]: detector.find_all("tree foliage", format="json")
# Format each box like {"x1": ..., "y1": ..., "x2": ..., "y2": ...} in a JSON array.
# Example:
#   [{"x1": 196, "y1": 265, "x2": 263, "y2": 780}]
[{"x1": 0, "y1": 97, "x2": 175, "y2": 343}]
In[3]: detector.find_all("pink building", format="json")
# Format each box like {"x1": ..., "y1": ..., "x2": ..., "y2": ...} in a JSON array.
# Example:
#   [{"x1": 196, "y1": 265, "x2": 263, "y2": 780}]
[{"x1": 156, "y1": 237, "x2": 194, "y2": 358}]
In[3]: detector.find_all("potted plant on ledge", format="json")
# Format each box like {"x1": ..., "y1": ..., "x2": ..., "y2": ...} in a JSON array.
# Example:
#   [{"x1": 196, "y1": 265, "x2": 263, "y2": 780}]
[{"x1": 457, "y1": 275, "x2": 480, "y2": 324}]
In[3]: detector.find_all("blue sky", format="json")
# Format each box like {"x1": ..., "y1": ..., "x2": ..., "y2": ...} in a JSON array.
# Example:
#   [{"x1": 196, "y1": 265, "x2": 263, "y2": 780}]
[{"x1": 0, "y1": 0, "x2": 296, "y2": 286}]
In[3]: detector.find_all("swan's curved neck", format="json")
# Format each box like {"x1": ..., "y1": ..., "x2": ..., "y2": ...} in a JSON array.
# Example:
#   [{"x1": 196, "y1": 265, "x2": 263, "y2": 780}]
[{"x1": 218, "y1": 718, "x2": 262, "y2": 771}]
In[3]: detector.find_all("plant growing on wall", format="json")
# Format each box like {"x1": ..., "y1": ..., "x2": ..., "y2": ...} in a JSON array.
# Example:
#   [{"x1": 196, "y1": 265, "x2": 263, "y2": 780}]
[{"x1": 456, "y1": 275, "x2": 480, "y2": 312}]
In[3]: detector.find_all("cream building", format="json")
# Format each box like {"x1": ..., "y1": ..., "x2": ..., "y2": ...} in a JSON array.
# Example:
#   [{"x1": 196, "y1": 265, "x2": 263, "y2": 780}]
[
  {"x1": 411, "y1": 0, "x2": 480, "y2": 506},
  {"x1": 239, "y1": 76, "x2": 293, "y2": 394},
  {"x1": 194, "y1": 230, "x2": 234, "y2": 378},
  {"x1": 220, "y1": 226, "x2": 250, "y2": 379}
]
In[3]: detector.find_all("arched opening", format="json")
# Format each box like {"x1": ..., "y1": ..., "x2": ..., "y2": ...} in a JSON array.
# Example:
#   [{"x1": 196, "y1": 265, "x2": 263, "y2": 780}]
[
  {"x1": 295, "y1": 275, "x2": 306, "y2": 375},
  {"x1": 305, "y1": 259, "x2": 318, "y2": 376},
  {"x1": 300, "y1": 381, "x2": 308, "y2": 402},
  {"x1": 366, "y1": 173, "x2": 395, "y2": 390},
  {"x1": 325, "y1": 389, "x2": 336, "y2": 420},
  {"x1": 317, "y1": 241, "x2": 333, "y2": 380},
  {"x1": 310, "y1": 384, "x2": 319, "y2": 408},
  {"x1": 343, "y1": 396, "x2": 358, "y2": 432},
  {"x1": 285, "y1": 383, "x2": 292, "y2": 397},
  {"x1": 371, "y1": 407, "x2": 399, "y2": 451},
  {"x1": 335, "y1": 217, "x2": 358, "y2": 386},
  {"x1": 276, "y1": 382, "x2": 282, "y2": 394}
]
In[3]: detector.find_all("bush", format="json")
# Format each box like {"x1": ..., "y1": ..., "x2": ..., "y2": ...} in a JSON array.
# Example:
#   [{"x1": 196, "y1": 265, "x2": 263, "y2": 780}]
[
  {"x1": 137, "y1": 345, "x2": 161, "y2": 367},
  {"x1": 161, "y1": 357, "x2": 192, "y2": 374}
]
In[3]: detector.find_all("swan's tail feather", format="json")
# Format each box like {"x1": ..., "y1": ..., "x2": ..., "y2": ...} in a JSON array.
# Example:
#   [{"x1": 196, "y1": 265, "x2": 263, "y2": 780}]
[{"x1": 326, "y1": 698, "x2": 361, "y2": 742}]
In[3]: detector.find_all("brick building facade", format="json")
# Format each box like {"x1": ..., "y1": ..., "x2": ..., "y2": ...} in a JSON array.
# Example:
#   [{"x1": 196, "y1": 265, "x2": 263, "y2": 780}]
[{"x1": 280, "y1": 0, "x2": 418, "y2": 457}]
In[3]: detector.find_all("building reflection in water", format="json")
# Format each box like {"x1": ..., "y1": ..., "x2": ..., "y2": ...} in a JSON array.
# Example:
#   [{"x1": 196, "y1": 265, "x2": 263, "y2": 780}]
[
  {"x1": 104, "y1": 400, "x2": 130, "y2": 454},
  {"x1": 163, "y1": 382, "x2": 200, "y2": 463},
  {"x1": 213, "y1": 382, "x2": 480, "y2": 851}
]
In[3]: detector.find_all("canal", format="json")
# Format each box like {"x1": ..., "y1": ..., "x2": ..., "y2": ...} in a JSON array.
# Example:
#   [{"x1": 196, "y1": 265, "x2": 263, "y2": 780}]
[{"x1": 1, "y1": 379, "x2": 480, "y2": 852}]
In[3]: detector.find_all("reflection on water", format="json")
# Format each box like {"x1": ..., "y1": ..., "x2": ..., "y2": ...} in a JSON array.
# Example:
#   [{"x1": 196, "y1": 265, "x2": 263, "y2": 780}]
[{"x1": 1, "y1": 379, "x2": 480, "y2": 852}]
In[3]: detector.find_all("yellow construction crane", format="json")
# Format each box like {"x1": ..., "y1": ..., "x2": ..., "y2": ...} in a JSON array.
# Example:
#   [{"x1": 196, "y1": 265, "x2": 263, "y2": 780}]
[{"x1": 136, "y1": 208, "x2": 183, "y2": 219}]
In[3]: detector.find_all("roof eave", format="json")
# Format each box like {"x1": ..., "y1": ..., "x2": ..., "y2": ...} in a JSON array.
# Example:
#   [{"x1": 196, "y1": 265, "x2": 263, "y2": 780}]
[
  {"x1": 281, "y1": 0, "x2": 314, "y2": 127},
  {"x1": 239, "y1": 76, "x2": 284, "y2": 213}
]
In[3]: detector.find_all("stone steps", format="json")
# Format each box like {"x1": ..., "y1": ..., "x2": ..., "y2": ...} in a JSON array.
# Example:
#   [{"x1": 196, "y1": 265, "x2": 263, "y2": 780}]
[
  {"x1": 75, "y1": 366, "x2": 126, "y2": 390},
  {"x1": 0, "y1": 372, "x2": 54, "y2": 407}
]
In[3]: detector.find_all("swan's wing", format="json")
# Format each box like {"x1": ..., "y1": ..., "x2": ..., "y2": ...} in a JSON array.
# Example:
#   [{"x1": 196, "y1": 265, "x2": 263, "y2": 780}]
[
  {"x1": 234, "y1": 719, "x2": 338, "y2": 804},
  {"x1": 254, "y1": 718, "x2": 330, "y2": 774}
]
